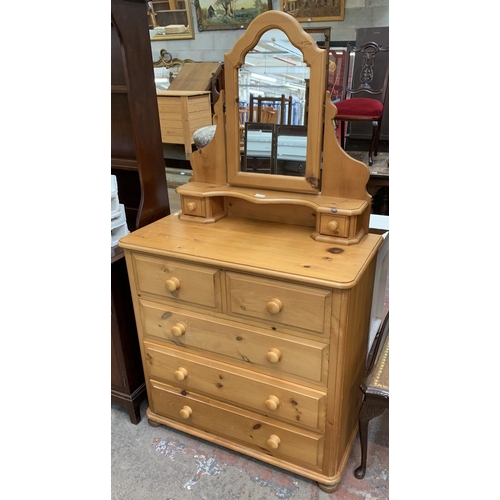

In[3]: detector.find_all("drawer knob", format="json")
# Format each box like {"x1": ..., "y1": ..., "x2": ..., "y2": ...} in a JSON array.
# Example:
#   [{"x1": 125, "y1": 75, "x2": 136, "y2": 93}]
[
  {"x1": 266, "y1": 298, "x2": 283, "y2": 314},
  {"x1": 171, "y1": 323, "x2": 186, "y2": 337},
  {"x1": 327, "y1": 220, "x2": 339, "y2": 231},
  {"x1": 266, "y1": 348, "x2": 282, "y2": 364},
  {"x1": 267, "y1": 434, "x2": 281, "y2": 449},
  {"x1": 265, "y1": 395, "x2": 280, "y2": 411},
  {"x1": 174, "y1": 367, "x2": 188, "y2": 381},
  {"x1": 179, "y1": 405, "x2": 192, "y2": 419},
  {"x1": 186, "y1": 202, "x2": 197, "y2": 211},
  {"x1": 165, "y1": 277, "x2": 181, "y2": 292}
]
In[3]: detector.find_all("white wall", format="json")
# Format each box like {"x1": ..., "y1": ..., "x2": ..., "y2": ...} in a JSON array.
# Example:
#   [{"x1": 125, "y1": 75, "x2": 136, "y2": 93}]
[{"x1": 150, "y1": 0, "x2": 389, "y2": 63}]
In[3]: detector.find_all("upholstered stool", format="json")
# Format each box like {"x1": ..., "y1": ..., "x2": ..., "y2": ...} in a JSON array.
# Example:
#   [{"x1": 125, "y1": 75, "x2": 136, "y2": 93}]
[
  {"x1": 355, "y1": 313, "x2": 389, "y2": 479},
  {"x1": 193, "y1": 125, "x2": 216, "y2": 149}
]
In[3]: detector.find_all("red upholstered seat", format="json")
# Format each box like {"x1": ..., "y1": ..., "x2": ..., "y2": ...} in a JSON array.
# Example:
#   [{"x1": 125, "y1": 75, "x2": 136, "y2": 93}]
[{"x1": 335, "y1": 98, "x2": 383, "y2": 120}]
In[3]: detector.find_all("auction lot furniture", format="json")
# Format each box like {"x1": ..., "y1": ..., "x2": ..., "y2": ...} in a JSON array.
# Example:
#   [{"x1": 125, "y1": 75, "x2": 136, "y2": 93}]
[
  {"x1": 120, "y1": 11, "x2": 382, "y2": 492},
  {"x1": 157, "y1": 90, "x2": 213, "y2": 158},
  {"x1": 111, "y1": 247, "x2": 146, "y2": 424}
]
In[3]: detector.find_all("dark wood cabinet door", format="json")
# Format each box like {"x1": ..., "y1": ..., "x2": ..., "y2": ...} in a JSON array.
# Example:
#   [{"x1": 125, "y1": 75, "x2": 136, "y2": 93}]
[{"x1": 111, "y1": 249, "x2": 146, "y2": 424}]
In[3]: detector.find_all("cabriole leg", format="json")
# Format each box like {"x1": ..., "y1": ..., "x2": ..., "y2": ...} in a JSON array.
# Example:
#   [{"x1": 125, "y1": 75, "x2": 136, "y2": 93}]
[{"x1": 354, "y1": 402, "x2": 386, "y2": 479}]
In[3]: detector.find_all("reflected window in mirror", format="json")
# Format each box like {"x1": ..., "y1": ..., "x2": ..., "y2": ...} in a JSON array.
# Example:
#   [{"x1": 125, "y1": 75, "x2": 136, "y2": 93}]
[{"x1": 238, "y1": 30, "x2": 309, "y2": 126}]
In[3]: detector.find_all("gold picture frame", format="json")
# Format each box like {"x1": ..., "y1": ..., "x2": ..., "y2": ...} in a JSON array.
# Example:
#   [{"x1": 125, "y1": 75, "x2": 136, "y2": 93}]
[
  {"x1": 147, "y1": 1, "x2": 195, "y2": 41},
  {"x1": 280, "y1": 0, "x2": 345, "y2": 22},
  {"x1": 195, "y1": 0, "x2": 272, "y2": 31}
]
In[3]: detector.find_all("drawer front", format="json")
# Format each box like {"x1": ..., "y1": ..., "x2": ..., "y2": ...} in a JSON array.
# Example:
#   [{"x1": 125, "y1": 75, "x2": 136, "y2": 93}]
[
  {"x1": 149, "y1": 380, "x2": 324, "y2": 468},
  {"x1": 319, "y1": 214, "x2": 349, "y2": 238},
  {"x1": 132, "y1": 254, "x2": 221, "y2": 310},
  {"x1": 144, "y1": 342, "x2": 327, "y2": 431},
  {"x1": 181, "y1": 196, "x2": 206, "y2": 217},
  {"x1": 140, "y1": 299, "x2": 328, "y2": 384},
  {"x1": 226, "y1": 272, "x2": 331, "y2": 334}
]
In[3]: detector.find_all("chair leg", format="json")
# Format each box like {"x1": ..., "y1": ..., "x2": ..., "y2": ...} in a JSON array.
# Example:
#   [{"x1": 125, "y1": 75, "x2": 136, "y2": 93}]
[
  {"x1": 374, "y1": 118, "x2": 383, "y2": 157},
  {"x1": 368, "y1": 121, "x2": 379, "y2": 166},
  {"x1": 354, "y1": 401, "x2": 386, "y2": 479}
]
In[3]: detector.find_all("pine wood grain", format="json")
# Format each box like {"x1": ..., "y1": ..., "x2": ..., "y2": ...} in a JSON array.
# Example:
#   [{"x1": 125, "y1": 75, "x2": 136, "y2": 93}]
[
  {"x1": 144, "y1": 341, "x2": 327, "y2": 430},
  {"x1": 120, "y1": 214, "x2": 382, "y2": 289},
  {"x1": 138, "y1": 298, "x2": 329, "y2": 384},
  {"x1": 149, "y1": 379, "x2": 325, "y2": 468}
]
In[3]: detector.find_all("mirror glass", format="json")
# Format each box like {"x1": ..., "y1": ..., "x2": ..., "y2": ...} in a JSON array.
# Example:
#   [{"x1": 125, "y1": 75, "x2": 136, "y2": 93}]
[
  {"x1": 238, "y1": 29, "x2": 309, "y2": 176},
  {"x1": 147, "y1": 1, "x2": 195, "y2": 40}
]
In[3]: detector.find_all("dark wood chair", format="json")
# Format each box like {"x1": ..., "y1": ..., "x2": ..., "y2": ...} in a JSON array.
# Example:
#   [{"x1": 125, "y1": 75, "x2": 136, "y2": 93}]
[
  {"x1": 355, "y1": 312, "x2": 389, "y2": 479},
  {"x1": 334, "y1": 42, "x2": 389, "y2": 166},
  {"x1": 249, "y1": 94, "x2": 293, "y2": 125}
]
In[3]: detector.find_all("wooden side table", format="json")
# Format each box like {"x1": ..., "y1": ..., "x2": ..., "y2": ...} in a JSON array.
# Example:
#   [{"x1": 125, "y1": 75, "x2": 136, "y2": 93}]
[{"x1": 111, "y1": 247, "x2": 147, "y2": 424}]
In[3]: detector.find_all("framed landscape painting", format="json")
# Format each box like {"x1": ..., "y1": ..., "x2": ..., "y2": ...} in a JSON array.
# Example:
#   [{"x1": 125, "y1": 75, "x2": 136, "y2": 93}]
[
  {"x1": 280, "y1": 0, "x2": 345, "y2": 22},
  {"x1": 195, "y1": 0, "x2": 272, "y2": 31}
]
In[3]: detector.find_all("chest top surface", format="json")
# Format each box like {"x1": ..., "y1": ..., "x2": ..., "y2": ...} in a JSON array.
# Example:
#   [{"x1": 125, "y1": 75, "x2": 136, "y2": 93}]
[{"x1": 119, "y1": 214, "x2": 382, "y2": 288}]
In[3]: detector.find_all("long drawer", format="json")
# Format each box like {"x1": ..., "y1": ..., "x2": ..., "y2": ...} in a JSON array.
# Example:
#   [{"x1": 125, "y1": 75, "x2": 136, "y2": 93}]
[
  {"x1": 149, "y1": 379, "x2": 325, "y2": 469},
  {"x1": 226, "y1": 272, "x2": 332, "y2": 335},
  {"x1": 139, "y1": 299, "x2": 329, "y2": 384},
  {"x1": 131, "y1": 253, "x2": 222, "y2": 310},
  {"x1": 144, "y1": 341, "x2": 327, "y2": 431}
]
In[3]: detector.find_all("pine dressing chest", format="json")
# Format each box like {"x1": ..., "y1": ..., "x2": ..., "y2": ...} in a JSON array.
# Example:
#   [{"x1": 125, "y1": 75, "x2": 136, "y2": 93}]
[{"x1": 119, "y1": 11, "x2": 383, "y2": 492}]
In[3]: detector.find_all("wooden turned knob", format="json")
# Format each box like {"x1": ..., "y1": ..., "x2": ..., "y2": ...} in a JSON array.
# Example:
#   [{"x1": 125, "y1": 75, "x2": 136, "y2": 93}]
[
  {"x1": 165, "y1": 277, "x2": 181, "y2": 292},
  {"x1": 327, "y1": 220, "x2": 339, "y2": 231},
  {"x1": 266, "y1": 298, "x2": 283, "y2": 314},
  {"x1": 186, "y1": 202, "x2": 197, "y2": 211},
  {"x1": 266, "y1": 348, "x2": 282, "y2": 364},
  {"x1": 267, "y1": 434, "x2": 281, "y2": 449},
  {"x1": 171, "y1": 323, "x2": 186, "y2": 337},
  {"x1": 179, "y1": 405, "x2": 192, "y2": 419},
  {"x1": 265, "y1": 395, "x2": 280, "y2": 411},
  {"x1": 174, "y1": 367, "x2": 188, "y2": 381}
]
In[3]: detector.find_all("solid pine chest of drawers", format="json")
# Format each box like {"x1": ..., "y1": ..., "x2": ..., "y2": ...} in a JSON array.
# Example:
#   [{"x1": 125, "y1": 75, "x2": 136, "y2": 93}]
[{"x1": 119, "y1": 213, "x2": 381, "y2": 490}]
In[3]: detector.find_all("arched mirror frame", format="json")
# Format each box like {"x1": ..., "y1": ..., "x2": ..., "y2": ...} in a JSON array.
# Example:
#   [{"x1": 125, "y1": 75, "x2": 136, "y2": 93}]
[{"x1": 224, "y1": 11, "x2": 326, "y2": 193}]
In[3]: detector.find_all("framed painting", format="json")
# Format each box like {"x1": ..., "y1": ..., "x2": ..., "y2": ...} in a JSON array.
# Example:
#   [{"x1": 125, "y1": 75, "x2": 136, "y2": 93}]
[
  {"x1": 195, "y1": 0, "x2": 272, "y2": 31},
  {"x1": 280, "y1": 0, "x2": 345, "y2": 22}
]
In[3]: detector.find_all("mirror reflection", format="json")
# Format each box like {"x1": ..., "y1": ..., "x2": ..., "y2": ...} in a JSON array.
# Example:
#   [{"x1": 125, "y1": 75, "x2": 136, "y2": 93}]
[
  {"x1": 238, "y1": 29, "x2": 310, "y2": 176},
  {"x1": 147, "y1": 1, "x2": 195, "y2": 40}
]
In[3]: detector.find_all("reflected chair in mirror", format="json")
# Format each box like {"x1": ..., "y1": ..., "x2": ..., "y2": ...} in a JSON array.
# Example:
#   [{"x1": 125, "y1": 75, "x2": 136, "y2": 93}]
[
  {"x1": 260, "y1": 107, "x2": 278, "y2": 124},
  {"x1": 334, "y1": 42, "x2": 389, "y2": 166},
  {"x1": 249, "y1": 94, "x2": 293, "y2": 125}
]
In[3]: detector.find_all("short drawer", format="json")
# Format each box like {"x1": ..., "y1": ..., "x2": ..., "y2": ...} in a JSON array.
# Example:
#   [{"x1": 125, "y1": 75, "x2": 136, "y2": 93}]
[
  {"x1": 139, "y1": 299, "x2": 328, "y2": 384},
  {"x1": 144, "y1": 342, "x2": 327, "y2": 431},
  {"x1": 149, "y1": 380, "x2": 325, "y2": 468},
  {"x1": 226, "y1": 272, "x2": 331, "y2": 335},
  {"x1": 132, "y1": 254, "x2": 221, "y2": 310},
  {"x1": 319, "y1": 214, "x2": 350, "y2": 238},
  {"x1": 181, "y1": 196, "x2": 206, "y2": 217}
]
